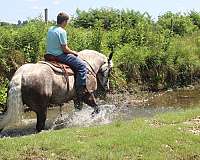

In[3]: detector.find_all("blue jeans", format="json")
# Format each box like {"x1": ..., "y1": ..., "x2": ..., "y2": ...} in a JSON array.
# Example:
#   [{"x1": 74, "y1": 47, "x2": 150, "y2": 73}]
[{"x1": 57, "y1": 53, "x2": 87, "y2": 87}]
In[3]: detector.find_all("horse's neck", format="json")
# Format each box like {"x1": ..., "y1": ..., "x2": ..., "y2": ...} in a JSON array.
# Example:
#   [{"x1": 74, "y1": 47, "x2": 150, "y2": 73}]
[
  {"x1": 78, "y1": 50, "x2": 106, "y2": 74},
  {"x1": 85, "y1": 59, "x2": 103, "y2": 74}
]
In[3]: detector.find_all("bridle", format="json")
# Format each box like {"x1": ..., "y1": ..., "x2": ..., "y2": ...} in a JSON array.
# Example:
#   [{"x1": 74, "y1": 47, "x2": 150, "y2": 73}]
[{"x1": 81, "y1": 51, "x2": 113, "y2": 89}]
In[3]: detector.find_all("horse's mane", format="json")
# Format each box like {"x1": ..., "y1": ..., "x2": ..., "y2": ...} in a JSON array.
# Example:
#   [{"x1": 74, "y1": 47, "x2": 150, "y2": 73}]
[
  {"x1": 78, "y1": 50, "x2": 108, "y2": 73},
  {"x1": 78, "y1": 49, "x2": 107, "y2": 64}
]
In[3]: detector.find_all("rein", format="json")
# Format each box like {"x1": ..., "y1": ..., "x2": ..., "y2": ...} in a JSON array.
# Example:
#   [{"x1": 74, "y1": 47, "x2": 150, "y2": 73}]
[{"x1": 82, "y1": 59, "x2": 97, "y2": 78}]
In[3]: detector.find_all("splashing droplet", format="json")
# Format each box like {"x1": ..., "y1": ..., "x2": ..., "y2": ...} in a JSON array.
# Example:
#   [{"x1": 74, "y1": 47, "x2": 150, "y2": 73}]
[{"x1": 52, "y1": 105, "x2": 117, "y2": 130}]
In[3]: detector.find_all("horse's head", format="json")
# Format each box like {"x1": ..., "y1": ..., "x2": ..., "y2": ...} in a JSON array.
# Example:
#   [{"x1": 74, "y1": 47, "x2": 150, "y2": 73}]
[
  {"x1": 78, "y1": 50, "x2": 113, "y2": 91},
  {"x1": 97, "y1": 52, "x2": 113, "y2": 91}
]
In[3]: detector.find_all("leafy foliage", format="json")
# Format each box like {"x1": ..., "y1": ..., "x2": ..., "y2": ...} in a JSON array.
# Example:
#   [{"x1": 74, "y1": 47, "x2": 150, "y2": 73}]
[
  {"x1": 1, "y1": 8, "x2": 200, "y2": 108},
  {"x1": 157, "y1": 12, "x2": 198, "y2": 36}
]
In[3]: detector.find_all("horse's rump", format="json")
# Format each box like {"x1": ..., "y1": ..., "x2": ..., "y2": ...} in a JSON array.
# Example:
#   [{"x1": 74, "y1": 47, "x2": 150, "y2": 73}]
[{"x1": 21, "y1": 64, "x2": 54, "y2": 109}]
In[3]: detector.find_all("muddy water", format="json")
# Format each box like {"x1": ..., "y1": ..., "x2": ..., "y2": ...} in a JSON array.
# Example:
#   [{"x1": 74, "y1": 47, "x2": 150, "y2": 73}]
[
  {"x1": 147, "y1": 88, "x2": 200, "y2": 108},
  {"x1": 103, "y1": 88, "x2": 200, "y2": 121},
  {"x1": 1, "y1": 88, "x2": 200, "y2": 137}
]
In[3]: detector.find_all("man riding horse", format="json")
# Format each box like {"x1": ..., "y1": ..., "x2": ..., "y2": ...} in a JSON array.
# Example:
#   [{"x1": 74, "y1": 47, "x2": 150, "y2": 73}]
[
  {"x1": 46, "y1": 12, "x2": 94, "y2": 110},
  {"x1": 0, "y1": 13, "x2": 113, "y2": 133}
]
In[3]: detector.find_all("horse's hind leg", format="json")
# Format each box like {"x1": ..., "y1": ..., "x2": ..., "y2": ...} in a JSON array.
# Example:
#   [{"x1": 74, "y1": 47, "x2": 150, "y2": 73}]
[{"x1": 35, "y1": 108, "x2": 47, "y2": 132}]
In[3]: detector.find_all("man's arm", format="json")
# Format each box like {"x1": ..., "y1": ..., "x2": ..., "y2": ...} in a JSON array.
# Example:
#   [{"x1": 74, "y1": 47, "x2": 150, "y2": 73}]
[{"x1": 61, "y1": 44, "x2": 78, "y2": 56}]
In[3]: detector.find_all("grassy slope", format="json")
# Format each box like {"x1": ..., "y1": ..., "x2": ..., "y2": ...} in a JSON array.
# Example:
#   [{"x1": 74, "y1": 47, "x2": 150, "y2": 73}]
[{"x1": 0, "y1": 108, "x2": 200, "y2": 160}]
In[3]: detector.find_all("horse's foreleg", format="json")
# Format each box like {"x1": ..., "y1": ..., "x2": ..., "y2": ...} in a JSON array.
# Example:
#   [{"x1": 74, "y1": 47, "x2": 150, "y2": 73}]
[
  {"x1": 73, "y1": 98, "x2": 83, "y2": 110},
  {"x1": 36, "y1": 109, "x2": 47, "y2": 132},
  {"x1": 83, "y1": 93, "x2": 100, "y2": 115}
]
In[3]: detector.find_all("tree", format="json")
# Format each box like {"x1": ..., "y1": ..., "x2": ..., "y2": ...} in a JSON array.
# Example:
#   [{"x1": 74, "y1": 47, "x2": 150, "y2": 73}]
[{"x1": 157, "y1": 12, "x2": 198, "y2": 36}]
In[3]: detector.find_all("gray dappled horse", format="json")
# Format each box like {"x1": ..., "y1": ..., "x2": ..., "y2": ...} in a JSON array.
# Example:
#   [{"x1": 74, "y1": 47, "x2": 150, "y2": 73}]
[{"x1": 0, "y1": 50, "x2": 113, "y2": 132}]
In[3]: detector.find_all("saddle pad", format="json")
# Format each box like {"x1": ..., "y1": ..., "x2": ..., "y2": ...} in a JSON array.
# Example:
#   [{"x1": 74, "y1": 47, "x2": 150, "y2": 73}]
[{"x1": 38, "y1": 61, "x2": 74, "y2": 76}]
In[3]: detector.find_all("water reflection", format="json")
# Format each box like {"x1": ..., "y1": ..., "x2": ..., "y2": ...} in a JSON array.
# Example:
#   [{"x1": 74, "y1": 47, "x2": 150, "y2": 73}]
[{"x1": 147, "y1": 88, "x2": 200, "y2": 108}]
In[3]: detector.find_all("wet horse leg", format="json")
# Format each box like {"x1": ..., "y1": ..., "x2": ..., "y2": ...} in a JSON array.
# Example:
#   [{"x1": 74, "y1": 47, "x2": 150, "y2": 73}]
[
  {"x1": 83, "y1": 93, "x2": 100, "y2": 115},
  {"x1": 35, "y1": 108, "x2": 47, "y2": 132},
  {"x1": 73, "y1": 98, "x2": 83, "y2": 110}
]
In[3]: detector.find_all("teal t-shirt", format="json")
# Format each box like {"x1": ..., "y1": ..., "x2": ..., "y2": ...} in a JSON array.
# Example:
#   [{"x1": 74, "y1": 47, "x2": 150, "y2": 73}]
[{"x1": 46, "y1": 26, "x2": 67, "y2": 56}]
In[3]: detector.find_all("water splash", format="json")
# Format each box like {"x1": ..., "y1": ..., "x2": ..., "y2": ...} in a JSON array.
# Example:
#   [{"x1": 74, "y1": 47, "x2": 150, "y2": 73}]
[{"x1": 52, "y1": 104, "x2": 117, "y2": 130}]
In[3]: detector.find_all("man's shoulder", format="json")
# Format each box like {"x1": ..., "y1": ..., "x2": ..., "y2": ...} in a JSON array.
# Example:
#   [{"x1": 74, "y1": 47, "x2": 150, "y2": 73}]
[
  {"x1": 57, "y1": 27, "x2": 66, "y2": 33},
  {"x1": 48, "y1": 26, "x2": 64, "y2": 31},
  {"x1": 48, "y1": 26, "x2": 56, "y2": 30}
]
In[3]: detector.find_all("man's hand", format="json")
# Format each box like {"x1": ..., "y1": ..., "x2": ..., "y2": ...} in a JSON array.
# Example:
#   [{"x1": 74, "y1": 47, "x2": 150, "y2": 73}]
[
  {"x1": 61, "y1": 44, "x2": 78, "y2": 56},
  {"x1": 71, "y1": 51, "x2": 78, "y2": 57}
]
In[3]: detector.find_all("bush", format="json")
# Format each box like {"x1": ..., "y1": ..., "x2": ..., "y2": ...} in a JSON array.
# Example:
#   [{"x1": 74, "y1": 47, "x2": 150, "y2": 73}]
[
  {"x1": 157, "y1": 12, "x2": 198, "y2": 36},
  {"x1": 1, "y1": 10, "x2": 200, "y2": 94},
  {"x1": 0, "y1": 79, "x2": 8, "y2": 111}
]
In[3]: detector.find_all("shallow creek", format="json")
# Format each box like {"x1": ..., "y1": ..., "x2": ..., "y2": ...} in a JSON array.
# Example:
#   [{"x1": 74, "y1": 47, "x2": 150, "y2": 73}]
[{"x1": 1, "y1": 88, "x2": 200, "y2": 137}]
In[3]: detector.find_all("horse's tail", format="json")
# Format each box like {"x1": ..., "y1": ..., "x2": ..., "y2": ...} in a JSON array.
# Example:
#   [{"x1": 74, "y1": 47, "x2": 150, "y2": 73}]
[{"x1": 0, "y1": 73, "x2": 23, "y2": 131}]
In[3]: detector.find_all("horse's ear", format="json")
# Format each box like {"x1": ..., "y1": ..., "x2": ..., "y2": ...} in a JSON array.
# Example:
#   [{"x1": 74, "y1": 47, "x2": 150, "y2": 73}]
[
  {"x1": 108, "y1": 46, "x2": 114, "y2": 63},
  {"x1": 108, "y1": 52, "x2": 113, "y2": 62}
]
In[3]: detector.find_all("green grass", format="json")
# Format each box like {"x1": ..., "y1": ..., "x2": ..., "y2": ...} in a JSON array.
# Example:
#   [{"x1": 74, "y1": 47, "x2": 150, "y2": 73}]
[{"x1": 1, "y1": 108, "x2": 200, "y2": 160}]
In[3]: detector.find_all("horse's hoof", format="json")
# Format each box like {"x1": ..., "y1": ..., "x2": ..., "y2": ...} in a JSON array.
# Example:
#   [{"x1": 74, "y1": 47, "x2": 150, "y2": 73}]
[
  {"x1": 91, "y1": 107, "x2": 100, "y2": 117},
  {"x1": 74, "y1": 102, "x2": 83, "y2": 110},
  {"x1": 75, "y1": 106, "x2": 82, "y2": 111},
  {"x1": 36, "y1": 130, "x2": 41, "y2": 133}
]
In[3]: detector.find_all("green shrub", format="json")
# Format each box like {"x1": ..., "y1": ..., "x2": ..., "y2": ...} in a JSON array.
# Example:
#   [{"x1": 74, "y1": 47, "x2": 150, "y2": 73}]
[
  {"x1": 1, "y1": 10, "x2": 200, "y2": 92},
  {"x1": 0, "y1": 79, "x2": 8, "y2": 111},
  {"x1": 157, "y1": 12, "x2": 198, "y2": 36}
]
